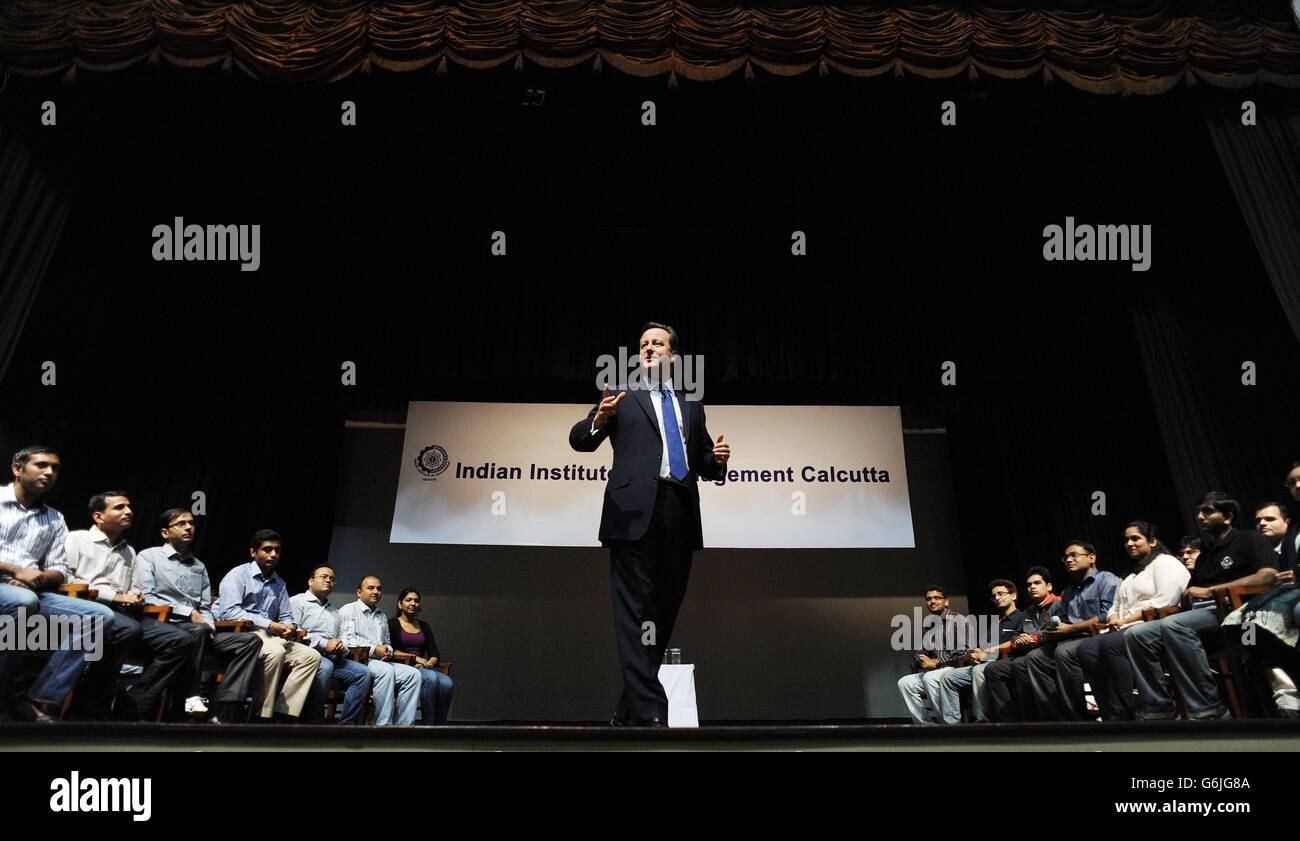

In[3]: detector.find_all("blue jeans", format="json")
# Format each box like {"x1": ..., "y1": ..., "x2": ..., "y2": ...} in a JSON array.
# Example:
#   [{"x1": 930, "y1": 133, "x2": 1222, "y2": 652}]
[
  {"x1": 415, "y1": 667, "x2": 454, "y2": 724},
  {"x1": 896, "y1": 667, "x2": 951, "y2": 724},
  {"x1": 368, "y1": 660, "x2": 420, "y2": 726},
  {"x1": 1125, "y1": 607, "x2": 1227, "y2": 719},
  {"x1": 0, "y1": 584, "x2": 116, "y2": 707},
  {"x1": 937, "y1": 661, "x2": 993, "y2": 723},
  {"x1": 305, "y1": 655, "x2": 373, "y2": 724}
]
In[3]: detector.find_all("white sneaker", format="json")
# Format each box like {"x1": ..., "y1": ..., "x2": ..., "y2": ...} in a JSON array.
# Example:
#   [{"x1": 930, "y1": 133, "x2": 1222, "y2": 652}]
[{"x1": 185, "y1": 696, "x2": 210, "y2": 715}]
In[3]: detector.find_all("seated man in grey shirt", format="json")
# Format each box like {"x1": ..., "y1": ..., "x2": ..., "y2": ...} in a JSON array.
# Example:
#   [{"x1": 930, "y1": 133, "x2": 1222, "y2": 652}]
[
  {"x1": 291, "y1": 565, "x2": 373, "y2": 724},
  {"x1": 133, "y1": 508, "x2": 261, "y2": 722}
]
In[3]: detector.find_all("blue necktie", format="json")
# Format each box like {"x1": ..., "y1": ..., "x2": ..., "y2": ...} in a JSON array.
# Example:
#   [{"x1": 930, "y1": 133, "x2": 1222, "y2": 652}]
[{"x1": 658, "y1": 389, "x2": 689, "y2": 481}]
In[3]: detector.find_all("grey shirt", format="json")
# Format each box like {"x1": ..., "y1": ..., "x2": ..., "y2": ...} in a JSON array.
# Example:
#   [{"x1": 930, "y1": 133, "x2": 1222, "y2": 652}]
[
  {"x1": 290, "y1": 591, "x2": 343, "y2": 655},
  {"x1": 132, "y1": 544, "x2": 215, "y2": 627}
]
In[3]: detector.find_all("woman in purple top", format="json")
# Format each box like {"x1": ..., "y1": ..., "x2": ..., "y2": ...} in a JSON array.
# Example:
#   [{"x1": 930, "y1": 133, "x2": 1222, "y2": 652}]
[{"x1": 388, "y1": 588, "x2": 453, "y2": 724}]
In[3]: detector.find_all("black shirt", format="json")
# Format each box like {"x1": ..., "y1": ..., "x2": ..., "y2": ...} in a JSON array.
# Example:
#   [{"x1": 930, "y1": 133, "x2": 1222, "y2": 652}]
[
  {"x1": 997, "y1": 609, "x2": 1024, "y2": 645},
  {"x1": 1192, "y1": 528, "x2": 1277, "y2": 587}
]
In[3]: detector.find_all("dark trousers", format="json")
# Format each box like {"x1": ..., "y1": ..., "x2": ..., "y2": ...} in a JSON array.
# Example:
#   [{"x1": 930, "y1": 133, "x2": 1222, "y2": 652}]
[
  {"x1": 610, "y1": 480, "x2": 694, "y2": 725},
  {"x1": 73, "y1": 607, "x2": 142, "y2": 717},
  {"x1": 1077, "y1": 628, "x2": 1136, "y2": 720},
  {"x1": 79, "y1": 611, "x2": 198, "y2": 720},
  {"x1": 176, "y1": 623, "x2": 262, "y2": 706},
  {"x1": 983, "y1": 655, "x2": 1036, "y2": 722},
  {"x1": 1025, "y1": 638, "x2": 1089, "y2": 720}
]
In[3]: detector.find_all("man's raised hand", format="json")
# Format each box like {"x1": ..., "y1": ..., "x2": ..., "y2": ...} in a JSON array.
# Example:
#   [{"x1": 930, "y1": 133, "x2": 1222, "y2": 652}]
[
  {"x1": 593, "y1": 386, "x2": 627, "y2": 430},
  {"x1": 713, "y1": 434, "x2": 730, "y2": 464}
]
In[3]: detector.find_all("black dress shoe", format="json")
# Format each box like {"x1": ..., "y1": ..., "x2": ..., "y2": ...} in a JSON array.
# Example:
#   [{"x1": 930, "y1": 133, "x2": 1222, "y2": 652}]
[{"x1": 649, "y1": 717, "x2": 667, "y2": 727}]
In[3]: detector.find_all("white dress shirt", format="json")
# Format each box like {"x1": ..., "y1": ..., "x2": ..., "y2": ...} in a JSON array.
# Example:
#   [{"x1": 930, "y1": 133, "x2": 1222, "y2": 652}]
[
  {"x1": 591, "y1": 378, "x2": 689, "y2": 478},
  {"x1": 65, "y1": 526, "x2": 136, "y2": 603},
  {"x1": 338, "y1": 598, "x2": 391, "y2": 657}
]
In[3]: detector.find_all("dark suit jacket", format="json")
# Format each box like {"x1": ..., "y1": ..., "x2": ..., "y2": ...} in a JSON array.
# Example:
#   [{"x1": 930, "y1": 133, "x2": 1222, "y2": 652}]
[{"x1": 569, "y1": 388, "x2": 727, "y2": 548}]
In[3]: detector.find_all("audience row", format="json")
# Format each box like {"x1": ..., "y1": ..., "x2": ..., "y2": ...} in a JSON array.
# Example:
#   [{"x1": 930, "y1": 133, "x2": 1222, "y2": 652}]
[
  {"x1": 899, "y1": 460, "x2": 1300, "y2": 724},
  {"x1": 0, "y1": 445, "x2": 452, "y2": 724}
]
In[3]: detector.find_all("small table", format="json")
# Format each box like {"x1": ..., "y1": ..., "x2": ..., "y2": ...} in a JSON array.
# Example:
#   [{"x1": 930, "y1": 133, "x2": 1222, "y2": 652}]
[{"x1": 657, "y1": 663, "x2": 699, "y2": 728}]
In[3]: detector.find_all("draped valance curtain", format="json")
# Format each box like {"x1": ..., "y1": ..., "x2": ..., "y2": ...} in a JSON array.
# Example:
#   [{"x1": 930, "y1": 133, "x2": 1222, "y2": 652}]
[{"x1": 1, "y1": 1, "x2": 1299, "y2": 93}]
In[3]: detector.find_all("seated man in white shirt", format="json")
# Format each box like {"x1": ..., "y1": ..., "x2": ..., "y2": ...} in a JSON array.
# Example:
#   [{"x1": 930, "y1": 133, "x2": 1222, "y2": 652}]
[
  {"x1": 337, "y1": 575, "x2": 420, "y2": 726},
  {"x1": 65, "y1": 491, "x2": 198, "y2": 720}
]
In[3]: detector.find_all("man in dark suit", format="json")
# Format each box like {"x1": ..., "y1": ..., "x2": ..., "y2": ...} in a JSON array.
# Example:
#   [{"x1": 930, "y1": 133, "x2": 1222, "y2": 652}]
[
  {"x1": 1282, "y1": 460, "x2": 1300, "y2": 574},
  {"x1": 570, "y1": 322, "x2": 731, "y2": 726}
]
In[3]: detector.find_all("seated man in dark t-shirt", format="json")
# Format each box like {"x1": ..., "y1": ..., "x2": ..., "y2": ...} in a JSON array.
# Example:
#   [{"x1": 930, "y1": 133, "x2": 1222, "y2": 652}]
[
  {"x1": 1125, "y1": 491, "x2": 1279, "y2": 720},
  {"x1": 983, "y1": 566, "x2": 1065, "y2": 722}
]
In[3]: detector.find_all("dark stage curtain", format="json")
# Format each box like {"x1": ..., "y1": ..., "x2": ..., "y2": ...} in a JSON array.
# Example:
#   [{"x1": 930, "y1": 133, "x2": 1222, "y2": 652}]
[
  {"x1": 1205, "y1": 102, "x2": 1300, "y2": 347},
  {"x1": 0, "y1": 399, "x2": 348, "y2": 592},
  {"x1": 0, "y1": 121, "x2": 70, "y2": 388},
  {"x1": 1, "y1": 1, "x2": 1298, "y2": 92},
  {"x1": 1129, "y1": 288, "x2": 1300, "y2": 538}
]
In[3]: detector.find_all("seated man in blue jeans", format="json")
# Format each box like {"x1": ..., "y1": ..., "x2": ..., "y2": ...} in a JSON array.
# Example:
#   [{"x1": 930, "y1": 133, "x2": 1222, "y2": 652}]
[
  {"x1": 936, "y1": 579, "x2": 1022, "y2": 723},
  {"x1": 896, "y1": 586, "x2": 968, "y2": 724},
  {"x1": 1126, "y1": 492, "x2": 1279, "y2": 720},
  {"x1": 0, "y1": 446, "x2": 116, "y2": 722},
  {"x1": 291, "y1": 565, "x2": 373, "y2": 724}
]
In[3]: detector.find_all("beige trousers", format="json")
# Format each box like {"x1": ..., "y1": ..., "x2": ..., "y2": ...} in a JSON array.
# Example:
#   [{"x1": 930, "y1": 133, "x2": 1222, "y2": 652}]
[{"x1": 251, "y1": 629, "x2": 322, "y2": 718}]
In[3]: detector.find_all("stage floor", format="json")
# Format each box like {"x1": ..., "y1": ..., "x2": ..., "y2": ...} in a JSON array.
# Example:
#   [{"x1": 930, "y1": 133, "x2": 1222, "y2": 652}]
[{"x1": 3, "y1": 719, "x2": 1299, "y2": 752}]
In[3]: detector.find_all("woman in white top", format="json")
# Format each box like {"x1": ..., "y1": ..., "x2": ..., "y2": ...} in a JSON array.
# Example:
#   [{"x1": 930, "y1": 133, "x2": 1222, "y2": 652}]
[{"x1": 1076, "y1": 521, "x2": 1189, "y2": 720}]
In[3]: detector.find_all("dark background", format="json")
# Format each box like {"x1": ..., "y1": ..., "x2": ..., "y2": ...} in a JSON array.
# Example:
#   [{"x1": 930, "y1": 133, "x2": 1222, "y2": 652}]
[{"x1": 0, "y1": 64, "x2": 1296, "y2": 716}]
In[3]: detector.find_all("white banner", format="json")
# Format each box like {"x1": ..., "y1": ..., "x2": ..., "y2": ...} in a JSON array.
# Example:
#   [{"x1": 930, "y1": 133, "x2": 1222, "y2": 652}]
[{"x1": 390, "y1": 402, "x2": 914, "y2": 548}]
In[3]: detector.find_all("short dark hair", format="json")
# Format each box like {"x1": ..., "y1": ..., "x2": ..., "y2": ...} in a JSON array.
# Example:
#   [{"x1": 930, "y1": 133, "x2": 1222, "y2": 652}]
[
  {"x1": 924, "y1": 585, "x2": 946, "y2": 597},
  {"x1": 12, "y1": 445, "x2": 58, "y2": 469},
  {"x1": 639, "y1": 322, "x2": 679, "y2": 353},
  {"x1": 1064, "y1": 540, "x2": 1096, "y2": 556},
  {"x1": 1026, "y1": 566, "x2": 1053, "y2": 586},
  {"x1": 397, "y1": 587, "x2": 421, "y2": 603},
  {"x1": 1255, "y1": 501, "x2": 1292, "y2": 520},
  {"x1": 1199, "y1": 491, "x2": 1241, "y2": 525},
  {"x1": 309, "y1": 564, "x2": 335, "y2": 579},
  {"x1": 249, "y1": 529, "x2": 282, "y2": 551},
  {"x1": 88, "y1": 490, "x2": 129, "y2": 519},
  {"x1": 1178, "y1": 536, "x2": 1202, "y2": 551},
  {"x1": 158, "y1": 507, "x2": 191, "y2": 531},
  {"x1": 357, "y1": 575, "x2": 381, "y2": 591},
  {"x1": 987, "y1": 578, "x2": 1017, "y2": 596}
]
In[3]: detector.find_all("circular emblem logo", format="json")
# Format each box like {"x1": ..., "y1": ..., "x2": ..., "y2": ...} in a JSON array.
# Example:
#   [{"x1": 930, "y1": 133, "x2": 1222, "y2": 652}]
[
  {"x1": 1219, "y1": 555, "x2": 1233, "y2": 570},
  {"x1": 415, "y1": 444, "x2": 450, "y2": 480}
]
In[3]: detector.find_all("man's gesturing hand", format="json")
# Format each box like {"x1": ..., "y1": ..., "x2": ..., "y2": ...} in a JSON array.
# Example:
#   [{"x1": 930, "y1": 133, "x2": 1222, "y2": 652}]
[
  {"x1": 713, "y1": 434, "x2": 730, "y2": 464},
  {"x1": 592, "y1": 386, "x2": 627, "y2": 430}
]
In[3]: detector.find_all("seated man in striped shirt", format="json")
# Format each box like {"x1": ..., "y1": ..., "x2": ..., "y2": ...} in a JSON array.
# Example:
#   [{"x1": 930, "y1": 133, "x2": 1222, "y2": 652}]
[
  {"x1": 0, "y1": 446, "x2": 116, "y2": 723},
  {"x1": 217, "y1": 530, "x2": 321, "y2": 722},
  {"x1": 338, "y1": 575, "x2": 420, "y2": 726}
]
